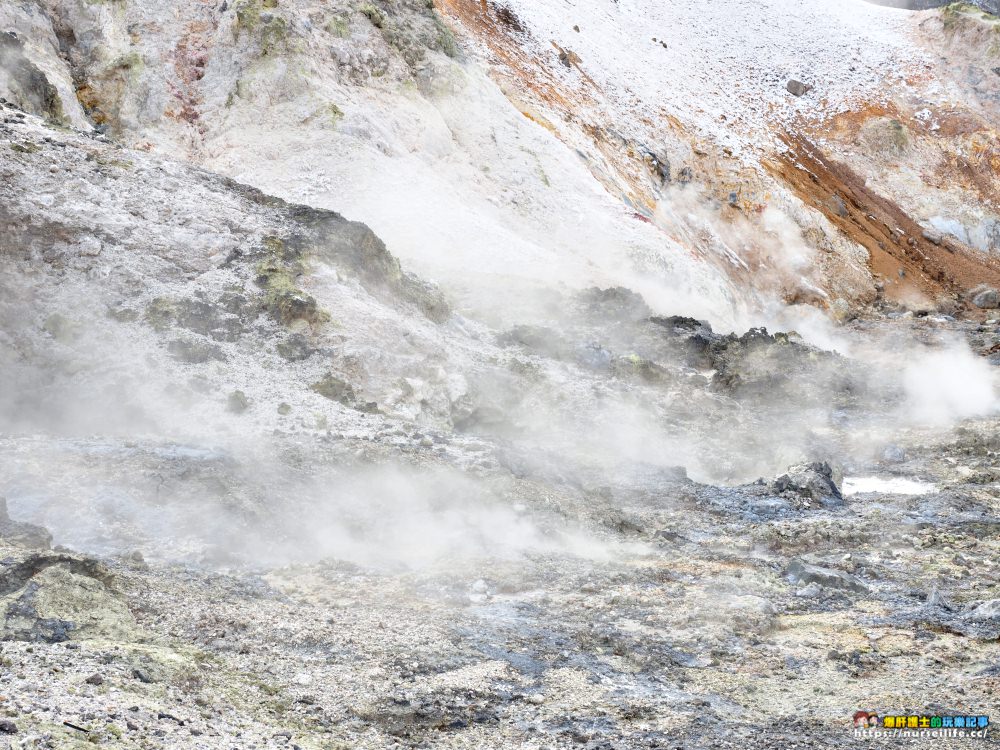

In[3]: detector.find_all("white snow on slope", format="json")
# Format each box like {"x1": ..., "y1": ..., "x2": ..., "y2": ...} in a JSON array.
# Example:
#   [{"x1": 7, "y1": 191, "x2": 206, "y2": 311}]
[{"x1": 489, "y1": 0, "x2": 927, "y2": 157}]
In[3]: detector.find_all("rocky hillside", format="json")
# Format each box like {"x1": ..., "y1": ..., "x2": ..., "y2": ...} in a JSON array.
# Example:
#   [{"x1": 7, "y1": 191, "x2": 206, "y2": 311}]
[
  {"x1": 1, "y1": 1, "x2": 1000, "y2": 748},
  {"x1": 872, "y1": 0, "x2": 999, "y2": 11},
  {"x1": 4, "y1": 0, "x2": 1000, "y2": 328}
]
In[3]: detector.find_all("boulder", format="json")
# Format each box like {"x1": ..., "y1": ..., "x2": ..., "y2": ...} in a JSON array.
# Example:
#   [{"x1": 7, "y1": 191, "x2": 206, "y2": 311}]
[
  {"x1": 922, "y1": 229, "x2": 943, "y2": 246},
  {"x1": 786, "y1": 79, "x2": 812, "y2": 96},
  {"x1": 704, "y1": 327, "x2": 850, "y2": 404},
  {"x1": 785, "y1": 559, "x2": 867, "y2": 593},
  {"x1": 829, "y1": 298, "x2": 853, "y2": 323},
  {"x1": 930, "y1": 216, "x2": 970, "y2": 244},
  {"x1": 795, "y1": 582, "x2": 822, "y2": 598},
  {"x1": 276, "y1": 333, "x2": 317, "y2": 361},
  {"x1": 770, "y1": 462, "x2": 843, "y2": 507},
  {"x1": 640, "y1": 147, "x2": 671, "y2": 185},
  {"x1": 882, "y1": 445, "x2": 906, "y2": 464},
  {"x1": 227, "y1": 390, "x2": 250, "y2": 413},
  {"x1": 971, "y1": 286, "x2": 999, "y2": 310},
  {"x1": 310, "y1": 373, "x2": 356, "y2": 404},
  {"x1": 310, "y1": 373, "x2": 378, "y2": 413},
  {"x1": 0, "y1": 553, "x2": 136, "y2": 643},
  {"x1": 290, "y1": 206, "x2": 451, "y2": 324},
  {"x1": 167, "y1": 338, "x2": 225, "y2": 363}
]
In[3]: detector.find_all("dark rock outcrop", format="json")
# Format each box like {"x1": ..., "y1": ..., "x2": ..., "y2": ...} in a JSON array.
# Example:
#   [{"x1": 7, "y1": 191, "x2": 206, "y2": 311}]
[
  {"x1": 0, "y1": 553, "x2": 135, "y2": 643},
  {"x1": 287, "y1": 205, "x2": 451, "y2": 323},
  {"x1": 770, "y1": 463, "x2": 843, "y2": 507},
  {"x1": 0, "y1": 32, "x2": 65, "y2": 123},
  {"x1": 785, "y1": 559, "x2": 868, "y2": 593},
  {"x1": 866, "y1": 0, "x2": 998, "y2": 11}
]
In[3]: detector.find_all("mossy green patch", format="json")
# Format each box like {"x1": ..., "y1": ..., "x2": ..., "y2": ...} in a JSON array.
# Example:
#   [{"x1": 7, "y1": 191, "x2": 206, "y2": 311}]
[
  {"x1": 96, "y1": 155, "x2": 134, "y2": 170},
  {"x1": 433, "y1": 14, "x2": 459, "y2": 58},
  {"x1": 227, "y1": 390, "x2": 250, "y2": 413},
  {"x1": 255, "y1": 236, "x2": 329, "y2": 327},
  {"x1": 234, "y1": 0, "x2": 263, "y2": 30},
  {"x1": 327, "y1": 102, "x2": 344, "y2": 126},
  {"x1": 887, "y1": 119, "x2": 908, "y2": 151},
  {"x1": 263, "y1": 234, "x2": 292, "y2": 260},
  {"x1": 325, "y1": 16, "x2": 351, "y2": 37},
  {"x1": 260, "y1": 14, "x2": 290, "y2": 55},
  {"x1": 359, "y1": 3, "x2": 385, "y2": 28},
  {"x1": 942, "y1": 2, "x2": 999, "y2": 30},
  {"x1": 309, "y1": 374, "x2": 378, "y2": 412},
  {"x1": 365, "y1": 4, "x2": 461, "y2": 69},
  {"x1": 520, "y1": 147, "x2": 550, "y2": 186},
  {"x1": 111, "y1": 51, "x2": 143, "y2": 71},
  {"x1": 859, "y1": 116, "x2": 910, "y2": 157},
  {"x1": 310, "y1": 373, "x2": 355, "y2": 404},
  {"x1": 256, "y1": 261, "x2": 326, "y2": 326},
  {"x1": 145, "y1": 298, "x2": 178, "y2": 331},
  {"x1": 0, "y1": 562, "x2": 137, "y2": 643},
  {"x1": 612, "y1": 353, "x2": 669, "y2": 383}
]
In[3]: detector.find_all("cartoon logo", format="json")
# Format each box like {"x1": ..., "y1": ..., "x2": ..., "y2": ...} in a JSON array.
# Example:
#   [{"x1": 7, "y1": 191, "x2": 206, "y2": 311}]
[{"x1": 854, "y1": 711, "x2": 879, "y2": 729}]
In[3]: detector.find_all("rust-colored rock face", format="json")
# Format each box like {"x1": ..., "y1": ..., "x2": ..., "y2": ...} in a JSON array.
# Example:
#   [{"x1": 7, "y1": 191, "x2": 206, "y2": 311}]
[{"x1": 437, "y1": 0, "x2": 1000, "y2": 315}]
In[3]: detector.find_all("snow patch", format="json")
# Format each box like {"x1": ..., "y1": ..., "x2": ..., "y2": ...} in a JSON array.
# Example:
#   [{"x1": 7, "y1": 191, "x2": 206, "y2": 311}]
[{"x1": 843, "y1": 476, "x2": 936, "y2": 496}]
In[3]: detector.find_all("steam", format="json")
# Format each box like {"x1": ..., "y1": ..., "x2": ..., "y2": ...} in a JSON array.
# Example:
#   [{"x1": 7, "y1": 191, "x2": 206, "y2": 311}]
[
  {"x1": 2, "y1": 17, "x2": 997, "y2": 577},
  {"x1": 3, "y1": 150, "x2": 997, "y2": 571},
  {"x1": 901, "y1": 343, "x2": 999, "y2": 425},
  {"x1": 0, "y1": 436, "x2": 621, "y2": 569}
]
